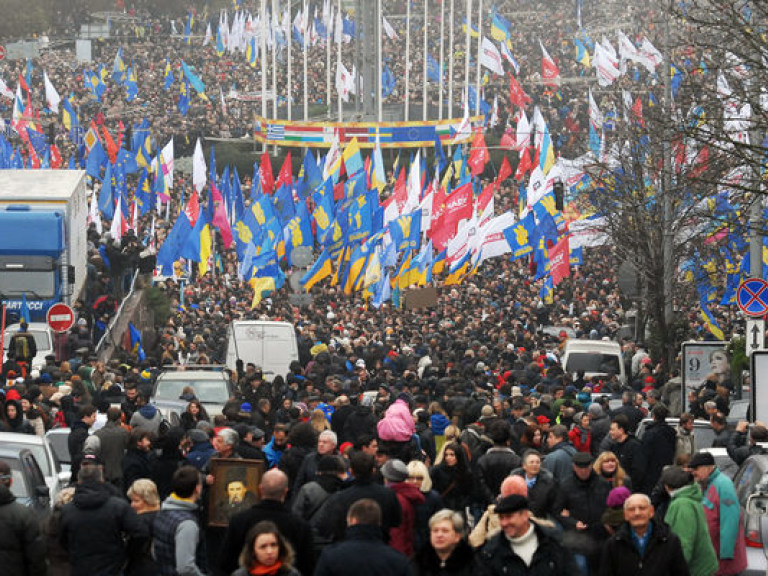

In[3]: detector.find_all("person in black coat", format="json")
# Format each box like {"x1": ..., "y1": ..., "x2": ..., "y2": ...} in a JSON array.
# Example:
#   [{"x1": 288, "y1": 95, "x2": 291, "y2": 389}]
[
  {"x1": 0, "y1": 461, "x2": 47, "y2": 576},
  {"x1": 218, "y1": 469, "x2": 314, "y2": 576},
  {"x1": 330, "y1": 395, "x2": 354, "y2": 442},
  {"x1": 68, "y1": 405, "x2": 97, "y2": 483},
  {"x1": 639, "y1": 405, "x2": 676, "y2": 494},
  {"x1": 315, "y1": 498, "x2": 411, "y2": 576},
  {"x1": 430, "y1": 443, "x2": 474, "y2": 515},
  {"x1": 605, "y1": 415, "x2": 647, "y2": 492},
  {"x1": 555, "y1": 452, "x2": 611, "y2": 573},
  {"x1": 122, "y1": 429, "x2": 156, "y2": 491},
  {"x1": 476, "y1": 421, "x2": 521, "y2": 506},
  {"x1": 342, "y1": 402, "x2": 378, "y2": 443},
  {"x1": 510, "y1": 450, "x2": 559, "y2": 520},
  {"x1": 476, "y1": 495, "x2": 578, "y2": 576},
  {"x1": 277, "y1": 422, "x2": 317, "y2": 490},
  {"x1": 412, "y1": 509, "x2": 475, "y2": 576},
  {"x1": 313, "y1": 451, "x2": 402, "y2": 544},
  {"x1": 598, "y1": 493, "x2": 690, "y2": 576},
  {"x1": 59, "y1": 464, "x2": 149, "y2": 576}
]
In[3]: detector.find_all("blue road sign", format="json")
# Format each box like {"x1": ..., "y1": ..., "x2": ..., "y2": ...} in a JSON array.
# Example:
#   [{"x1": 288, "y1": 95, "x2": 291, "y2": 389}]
[{"x1": 737, "y1": 277, "x2": 768, "y2": 317}]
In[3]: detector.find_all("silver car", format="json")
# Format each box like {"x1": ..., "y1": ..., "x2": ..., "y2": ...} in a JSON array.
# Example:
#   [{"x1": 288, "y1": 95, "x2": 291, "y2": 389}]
[{"x1": 0, "y1": 431, "x2": 69, "y2": 507}]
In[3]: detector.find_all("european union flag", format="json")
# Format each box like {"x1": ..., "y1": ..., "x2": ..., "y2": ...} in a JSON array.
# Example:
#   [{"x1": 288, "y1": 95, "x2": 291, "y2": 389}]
[
  {"x1": 427, "y1": 53, "x2": 441, "y2": 83},
  {"x1": 382, "y1": 64, "x2": 396, "y2": 98}
]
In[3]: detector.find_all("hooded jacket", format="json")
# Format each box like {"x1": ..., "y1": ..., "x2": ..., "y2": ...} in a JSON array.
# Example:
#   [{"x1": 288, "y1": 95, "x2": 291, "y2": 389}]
[
  {"x1": 0, "y1": 482, "x2": 46, "y2": 576},
  {"x1": 4, "y1": 399, "x2": 34, "y2": 435},
  {"x1": 129, "y1": 404, "x2": 162, "y2": 437},
  {"x1": 59, "y1": 480, "x2": 149, "y2": 576},
  {"x1": 388, "y1": 480, "x2": 426, "y2": 557},
  {"x1": 664, "y1": 483, "x2": 719, "y2": 576}
]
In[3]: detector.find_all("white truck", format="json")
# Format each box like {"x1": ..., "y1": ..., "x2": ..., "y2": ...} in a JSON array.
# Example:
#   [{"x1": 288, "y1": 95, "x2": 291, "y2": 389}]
[
  {"x1": 0, "y1": 170, "x2": 88, "y2": 323},
  {"x1": 225, "y1": 320, "x2": 299, "y2": 380}
]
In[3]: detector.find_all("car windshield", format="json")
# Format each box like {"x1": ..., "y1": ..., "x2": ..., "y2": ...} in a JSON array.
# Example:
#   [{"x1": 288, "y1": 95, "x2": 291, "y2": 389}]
[
  {"x1": 154, "y1": 376, "x2": 229, "y2": 404},
  {"x1": 565, "y1": 352, "x2": 620, "y2": 374}
]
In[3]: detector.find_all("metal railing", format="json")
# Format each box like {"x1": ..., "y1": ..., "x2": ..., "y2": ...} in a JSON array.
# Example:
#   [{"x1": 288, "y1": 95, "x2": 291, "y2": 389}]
[{"x1": 94, "y1": 269, "x2": 140, "y2": 357}]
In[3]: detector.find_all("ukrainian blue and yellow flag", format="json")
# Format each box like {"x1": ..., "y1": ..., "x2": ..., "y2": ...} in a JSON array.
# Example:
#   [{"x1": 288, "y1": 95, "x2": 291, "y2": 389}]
[
  {"x1": 300, "y1": 249, "x2": 333, "y2": 292},
  {"x1": 700, "y1": 302, "x2": 724, "y2": 340}
]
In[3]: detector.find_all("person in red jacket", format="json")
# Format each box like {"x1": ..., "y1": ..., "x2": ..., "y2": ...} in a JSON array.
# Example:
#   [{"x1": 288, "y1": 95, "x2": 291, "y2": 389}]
[
  {"x1": 382, "y1": 459, "x2": 425, "y2": 557},
  {"x1": 568, "y1": 412, "x2": 592, "y2": 453}
]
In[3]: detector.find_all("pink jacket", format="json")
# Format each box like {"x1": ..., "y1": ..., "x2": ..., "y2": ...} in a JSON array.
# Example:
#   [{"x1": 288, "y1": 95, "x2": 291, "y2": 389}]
[{"x1": 377, "y1": 399, "x2": 416, "y2": 442}]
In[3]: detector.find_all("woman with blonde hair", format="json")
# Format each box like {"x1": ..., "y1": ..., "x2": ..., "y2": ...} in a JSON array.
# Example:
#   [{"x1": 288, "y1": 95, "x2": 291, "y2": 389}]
[
  {"x1": 309, "y1": 408, "x2": 331, "y2": 433},
  {"x1": 593, "y1": 451, "x2": 632, "y2": 489},
  {"x1": 126, "y1": 479, "x2": 161, "y2": 575},
  {"x1": 407, "y1": 460, "x2": 444, "y2": 554}
]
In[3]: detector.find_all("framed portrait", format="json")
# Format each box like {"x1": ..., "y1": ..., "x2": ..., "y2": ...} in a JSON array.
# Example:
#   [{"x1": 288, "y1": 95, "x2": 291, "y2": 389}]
[{"x1": 208, "y1": 458, "x2": 265, "y2": 527}]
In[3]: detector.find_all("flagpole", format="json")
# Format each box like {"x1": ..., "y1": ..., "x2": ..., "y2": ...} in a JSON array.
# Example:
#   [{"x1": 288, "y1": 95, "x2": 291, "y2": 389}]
[
  {"x1": 475, "y1": 0, "x2": 482, "y2": 115},
  {"x1": 303, "y1": 1, "x2": 309, "y2": 120},
  {"x1": 260, "y1": 0, "x2": 267, "y2": 153},
  {"x1": 337, "y1": 0, "x2": 342, "y2": 122},
  {"x1": 377, "y1": 0, "x2": 382, "y2": 122},
  {"x1": 422, "y1": 0, "x2": 428, "y2": 121},
  {"x1": 271, "y1": 0, "x2": 278, "y2": 155},
  {"x1": 464, "y1": 0, "x2": 471, "y2": 106},
  {"x1": 287, "y1": 0, "x2": 292, "y2": 120},
  {"x1": 326, "y1": 3, "x2": 332, "y2": 119},
  {"x1": 438, "y1": 0, "x2": 445, "y2": 120},
  {"x1": 448, "y1": 0, "x2": 454, "y2": 119},
  {"x1": 404, "y1": 0, "x2": 411, "y2": 121}
]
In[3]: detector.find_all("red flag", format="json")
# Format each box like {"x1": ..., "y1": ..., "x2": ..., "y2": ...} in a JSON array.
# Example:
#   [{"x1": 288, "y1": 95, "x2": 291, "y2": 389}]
[
  {"x1": 333, "y1": 181, "x2": 346, "y2": 201},
  {"x1": 477, "y1": 183, "x2": 494, "y2": 214},
  {"x1": 468, "y1": 129, "x2": 489, "y2": 177},
  {"x1": 497, "y1": 156, "x2": 512, "y2": 184},
  {"x1": 549, "y1": 236, "x2": 570, "y2": 285},
  {"x1": 276, "y1": 151, "x2": 293, "y2": 189},
  {"x1": 514, "y1": 147, "x2": 532, "y2": 181},
  {"x1": 500, "y1": 133, "x2": 515, "y2": 150},
  {"x1": 632, "y1": 97, "x2": 645, "y2": 128},
  {"x1": 184, "y1": 191, "x2": 200, "y2": 227},
  {"x1": 391, "y1": 167, "x2": 408, "y2": 212},
  {"x1": 102, "y1": 125, "x2": 119, "y2": 164},
  {"x1": 50, "y1": 144, "x2": 62, "y2": 168},
  {"x1": 26, "y1": 140, "x2": 40, "y2": 169},
  {"x1": 117, "y1": 120, "x2": 125, "y2": 150},
  {"x1": 509, "y1": 74, "x2": 531, "y2": 109},
  {"x1": 441, "y1": 182, "x2": 473, "y2": 227},
  {"x1": 259, "y1": 152, "x2": 275, "y2": 195}
]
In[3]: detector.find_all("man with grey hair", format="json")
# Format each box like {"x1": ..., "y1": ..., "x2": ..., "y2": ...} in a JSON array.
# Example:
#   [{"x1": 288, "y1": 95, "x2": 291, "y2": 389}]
[
  {"x1": 0, "y1": 459, "x2": 46, "y2": 576},
  {"x1": 599, "y1": 493, "x2": 689, "y2": 576},
  {"x1": 219, "y1": 468, "x2": 314, "y2": 576},
  {"x1": 293, "y1": 429, "x2": 338, "y2": 495}
]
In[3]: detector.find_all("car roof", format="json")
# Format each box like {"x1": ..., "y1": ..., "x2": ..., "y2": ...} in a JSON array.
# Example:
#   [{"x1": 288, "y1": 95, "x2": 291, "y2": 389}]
[
  {"x1": 156, "y1": 370, "x2": 228, "y2": 381},
  {"x1": 564, "y1": 340, "x2": 621, "y2": 352},
  {"x1": 0, "y1": 432, "x2": 46, "y2": 445}
]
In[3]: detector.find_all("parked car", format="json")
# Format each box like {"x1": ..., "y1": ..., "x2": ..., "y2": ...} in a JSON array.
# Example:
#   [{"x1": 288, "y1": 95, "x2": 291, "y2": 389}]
[
  {"x1": 0, "y1": 446, "x2": 51, "y2": 520},
  {"x1": 636, "y1": 417, "x2": 716, "y2": 449},
  {"x1": 45, "y1": 428, "x2": 72, "y2": 471},
  {"x1": 151, "y1": 366, "x2": 234, "y2": 419},
  {"x1": 0, "y1": 432, "x2": 68, "y2": 507},
  {"x1": 731, "y1": 454, "x2": 768, "y2": 575}
]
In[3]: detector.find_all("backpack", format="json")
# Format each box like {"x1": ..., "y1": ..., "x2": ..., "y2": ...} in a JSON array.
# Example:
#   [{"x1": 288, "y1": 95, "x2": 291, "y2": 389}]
[{"x1": 13, "y1": 335, "x2": 29, "y2": 360}]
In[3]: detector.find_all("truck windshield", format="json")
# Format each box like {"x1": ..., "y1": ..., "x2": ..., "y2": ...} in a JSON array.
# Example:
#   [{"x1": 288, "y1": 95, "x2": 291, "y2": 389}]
[
  {"x1": 565, "y1": 352, "x2": 621, "y2": 375},
  {"x1": 0, "y1": 271, "x2": 55, "y2": 298}
]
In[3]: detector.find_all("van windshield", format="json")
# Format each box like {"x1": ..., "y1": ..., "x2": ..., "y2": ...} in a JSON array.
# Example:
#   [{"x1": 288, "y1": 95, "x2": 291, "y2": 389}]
[{"x1": 565, "y1": 352, "x2": 621, "y2": 375}]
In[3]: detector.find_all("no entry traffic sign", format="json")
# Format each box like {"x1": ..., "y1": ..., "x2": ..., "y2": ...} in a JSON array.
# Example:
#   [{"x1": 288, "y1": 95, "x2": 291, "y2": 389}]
[
  {"x1": 47, "y1": 303, "x2": 75, "y2": 333},
  {"x1": 737, "y1": 278, "x2": 768, "y2": 317}
]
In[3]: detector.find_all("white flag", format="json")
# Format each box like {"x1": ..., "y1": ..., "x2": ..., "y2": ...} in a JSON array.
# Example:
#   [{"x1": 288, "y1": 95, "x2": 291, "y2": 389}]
[
  {"x1": 515, "y1": 111, "x2": 531, "y2": 151},
  {"x1": 203, "y1": 22, "x2": 212, "y2": 46},
  {"x1": 160, "y1": 137, "x2": 175, "y2": 189},
  {"x1": 593, "y1": 42, "x2": 620, "y2": 86},
  {"x1": 110, "y1": 195, "x2": 124, "y2": 241},
  {"x1": 336, "y1": 61, "x2": 353, "y2": 102},
  {"x1": 43, "y1": 71, "x2": 61, "y2": 113},
  {"x1": 588, "y1": 89, "x2": 603, "y2": 130},
  {"x1": 480, "y1": 37, "x2": 504, "y2": 76},
  {"x1": 638, "y1": 37, "x2": 662, "y2": 72},
  {"x1": 382, "y1": 16, "x2": 398, "y2": 39},
  {"x1": 89, "y1": 190, "x2": 102, "y2": 235},
  {"x1": 192, "y1": 138, "x2": 207, "y2": 193},
  {"x1": 0, "y1": 76, "x2": 13, "y2": 99}
]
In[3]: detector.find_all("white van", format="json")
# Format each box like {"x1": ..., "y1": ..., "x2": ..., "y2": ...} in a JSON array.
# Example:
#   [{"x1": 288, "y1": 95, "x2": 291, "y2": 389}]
[
  {"x1": 225, "y1": 320, "x2": 299, "y2": 381},
  {"x1": 561, "y1": 339, "x2": 626, "y2": 384},
  {"x1": 3, "y1": 322, "x2": 55, "y2": 371}
]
